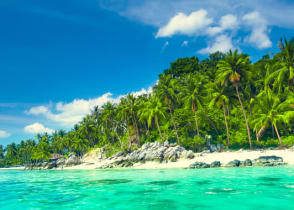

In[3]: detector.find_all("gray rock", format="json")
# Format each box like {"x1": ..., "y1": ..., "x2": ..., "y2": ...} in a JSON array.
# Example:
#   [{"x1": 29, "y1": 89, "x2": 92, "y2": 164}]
[
  {"x1": 47, "y1": 161, "x2": 57, "y2": 169},
  {"x1": 65, "y1": 154, "x2": 81, "y2": 166},
  {"x1": 253, "y1": 156, "x2": 285, "y2": 167},
  {"x1": 141, "y1": 142, "x2": 151, "y2": 150},
  {"x1": 56, "y1": 158, "x2": 65, "y2": 166},
  {"x1": 164, "y1": 140, "x2": 169, "y2": 147},
  {"x1": 240, "y1": 159, "x2": 252, "y2": 167},
  {"x1": 190, "y1": 162, "x2": 210, "y2": 169},
  {"x1": 210, "y1": 161, "x2": 221, "y2": 168},
  {"x1": 226, "y1": 160, "x2": 240, "y2": 167},
  {"x1": 113, "y1": 151, "x2": 125, "y2": 158}
]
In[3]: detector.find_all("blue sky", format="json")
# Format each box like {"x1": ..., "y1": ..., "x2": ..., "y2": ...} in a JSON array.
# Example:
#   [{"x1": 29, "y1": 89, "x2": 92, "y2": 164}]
[{"x1": 1, "y1": 0, "x2": 294, "y2": 145}]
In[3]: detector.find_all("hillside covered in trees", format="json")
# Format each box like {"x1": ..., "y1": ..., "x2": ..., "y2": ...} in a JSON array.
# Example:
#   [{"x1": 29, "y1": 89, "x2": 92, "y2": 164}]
[{"x1": 1, "y1": 38, "x2": 294, "y2": 167}]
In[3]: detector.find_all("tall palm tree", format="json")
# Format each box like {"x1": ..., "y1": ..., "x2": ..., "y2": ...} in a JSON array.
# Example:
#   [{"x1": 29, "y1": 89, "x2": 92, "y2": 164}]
[
  {"x1": 154, "y1": 75, "x2": 181, "y2": 145},
  {"x1": 217, "y1": 50, "x2": 253, "y2": 149},
  {"x1": 250, "y1": 88, "x2": 294, "y2": 147},
  {"x1": 181, "y1": 74, "x2": 206, "y2": 137},
  {"x1": 209, "y1": 83, "x2": 232, "y2": 147},
  {"x1": 126, "y1": 94, "x2": 141, "y2": 146},
  {"x1": 139, "y1": 95, "x2": 166, "y2": 142}
]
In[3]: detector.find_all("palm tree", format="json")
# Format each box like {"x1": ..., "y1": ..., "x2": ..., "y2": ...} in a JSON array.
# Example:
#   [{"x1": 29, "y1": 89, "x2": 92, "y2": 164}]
[
  {"x1": 154, "y1": 75, "x2": 181, "y2": 145},
  {"x1": 209, "y1": 83, "x2": 232, "y2": 147},
  {"x1": 181, "y1": 74, "x2": 206, "y2": 137},
  {"x1": 126, "y1": 94, "x2": 141, "y2": 146},
  {"x1": 139, "y1": 95, "x2": 166, "y2": 142},
  {"x1": 217, "y1": 50, "x2": 253, "y2": 149},
  {"x1": 250, "y1": 88, "x2": 294, "y2": 147},
  {"x1": 266, "y1": 38, "x2": 294, "y2": 92}
]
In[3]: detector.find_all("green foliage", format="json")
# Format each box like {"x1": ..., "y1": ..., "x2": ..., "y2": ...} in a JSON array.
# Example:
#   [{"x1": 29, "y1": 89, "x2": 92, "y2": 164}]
[{"x1": 1, "y1": 38, "x2": 294, "y2": 167}]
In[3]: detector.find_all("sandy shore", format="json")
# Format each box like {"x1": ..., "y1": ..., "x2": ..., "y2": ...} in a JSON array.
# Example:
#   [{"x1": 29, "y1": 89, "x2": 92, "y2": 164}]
[
  {"x1": 1, "y1": 148, "x2": 294, "y2": 170},
  {"x1": 64, "y1": 148, "x2": 294, "y2": 170}
]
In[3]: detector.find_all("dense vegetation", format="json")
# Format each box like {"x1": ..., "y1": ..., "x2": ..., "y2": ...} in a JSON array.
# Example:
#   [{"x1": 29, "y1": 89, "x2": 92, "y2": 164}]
[{"x1": 1, "y1": 38, "x2": 294, "y2": 167}]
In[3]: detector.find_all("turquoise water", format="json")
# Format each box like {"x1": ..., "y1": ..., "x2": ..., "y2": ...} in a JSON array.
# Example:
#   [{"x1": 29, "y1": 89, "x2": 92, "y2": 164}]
[{"x1": 1, "y1": 167, "x2": 294, "y2": 209}]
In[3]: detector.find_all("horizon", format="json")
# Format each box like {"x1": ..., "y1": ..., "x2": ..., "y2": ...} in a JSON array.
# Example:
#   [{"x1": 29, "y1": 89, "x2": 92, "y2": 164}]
[{"x1": 1, "y1": 0, "x2": 294, "y2": 145}]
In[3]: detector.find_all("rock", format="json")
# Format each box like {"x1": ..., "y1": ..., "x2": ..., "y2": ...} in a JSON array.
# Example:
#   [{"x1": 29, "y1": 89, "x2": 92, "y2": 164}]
[
  {"x1": 253, "y1": 156, "x2": 285, "y2": 167},
  {"x1": 141, "y1": 142, "x2": 151, "y2": 150},
  {"x1": 56, "y1": 158, "x2": 65, "y2": 167},
  {"x1": 47, "y1": 161, "x2": 57, "y2": 169},
  {"x1": 209, "y1": 144, "x2": 217, "y2": 152},
  {"x1": 164, "y1": 140, "x2": 169, "y2": 147},
  {"x1": 189, "y1": 162, "x2": 210, "y2": 169},
  {"x1": 289, "y1": 146, "x2": 294, "y2": 152},
  {"x1": 240, "y1": 159, "x2": 252, "y2": 167},
  {"x1": 226, "y1": 160, "x2": 240, "y2": 167},
  {"x1": 210, "y1": 161, "x2": 221, "y2": 168},
  {"x1": 65, "y1": 154, "x2": 81, "y2": 166},
  {"x1": 113, "y1": 151, "x2": 125, "y2": 158},
  {"x1": 181, "y1": 150, "x2": 195, "y2": 159}
]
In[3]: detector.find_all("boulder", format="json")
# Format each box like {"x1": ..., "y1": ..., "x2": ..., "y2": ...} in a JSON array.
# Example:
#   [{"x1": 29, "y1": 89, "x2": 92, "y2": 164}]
[
  {"x1": 181, "y1": 150, "x2": 195, "y2": 159},
  {"x1": 240, "y1": 159, "x2": 252, "y2": 167},
  {"x1": 56, "y1": 158, "x2": 65, "y2": 167},
  {"x1": 226, "y1": 160, "x2": 240, "y2": 167},
  {"x1": 163, "y1": 140, "x2": 169, "y2": 147},
  {"x1": 189, "y1": 162, "x2": 210, "y2": 169},
  {"x1": 253, "y1": 156, "x2": 285, "y2": 166},
  {"x1": 210, "y1": 161, "x2": 221, "y2": 168},
  {"x1": 47, "y1": 161, "x2": 57, "y2": 169},
  {"x1": 65, "y1": 154, "x2": 81, "y2": 166}
]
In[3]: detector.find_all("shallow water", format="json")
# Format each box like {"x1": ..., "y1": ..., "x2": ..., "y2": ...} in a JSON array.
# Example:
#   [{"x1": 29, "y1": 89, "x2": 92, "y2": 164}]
[{"x1": 1, "y1": 167, "x2": 294, "y2": 209}]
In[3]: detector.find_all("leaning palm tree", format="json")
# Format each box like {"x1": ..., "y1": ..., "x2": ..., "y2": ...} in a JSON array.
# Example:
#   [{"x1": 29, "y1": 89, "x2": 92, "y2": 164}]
[
  {"x1": 153, "y1": 75, "x2": 180, "y2": 145},
  {"x1": 209, "y1": 83, "x2": 232, "y2": 147},
  {"x1": 217, "y1": 50, "x2": 253, "y2": 149},
  {"x1": 139, "y1": 95, "x2": 166, "y2": 142},
  {"x1": 250, "y1": 88, "x2": 294, "y2": 148}
]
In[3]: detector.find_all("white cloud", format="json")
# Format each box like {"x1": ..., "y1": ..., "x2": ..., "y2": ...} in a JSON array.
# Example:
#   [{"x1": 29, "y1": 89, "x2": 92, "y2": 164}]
[
  {"x1": 181, "y1": 41, "x2": 189, "y2": 47},
  {"x1": 207, "y1": 14, "x2": 238, "y2": 36},
  {"x1": 198, "y1": 34, "x2": 234, "y2": 54},
  {"x1": 156, "y1": 9, "x2": 213, "y2": 38},
  {"x1": 242, "y1": 11, "x2": 272, "y2": 49},
  {"x1": 24, "y1": 123, "x2": 54, "y2": 134},
  {"x1": 26, "y1": 86, "x2": 153, "y2": 127},
  {"x1": 0, "y1": 130, "x2": 11, "y2": 138}
]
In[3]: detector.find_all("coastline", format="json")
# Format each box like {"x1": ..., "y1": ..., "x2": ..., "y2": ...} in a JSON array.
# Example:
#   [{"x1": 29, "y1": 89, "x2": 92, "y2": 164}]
[
  {"x1": 64, "y1": 148, "x2": 294, "y2": 170},
  {"x1": 2, "y1": 143, "x2": 294, "y2": 171}
]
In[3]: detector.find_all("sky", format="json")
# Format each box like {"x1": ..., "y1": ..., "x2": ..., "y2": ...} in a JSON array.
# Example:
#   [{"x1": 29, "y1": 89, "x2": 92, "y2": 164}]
[{"x1": 1, "y1": 0, "x2": 294, "y2": 145}]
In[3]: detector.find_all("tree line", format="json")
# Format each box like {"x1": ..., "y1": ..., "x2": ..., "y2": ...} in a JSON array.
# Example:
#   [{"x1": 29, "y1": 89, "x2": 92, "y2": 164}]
[{"x1": 1, "y1": 38, "x2": 294, "y2": 167}]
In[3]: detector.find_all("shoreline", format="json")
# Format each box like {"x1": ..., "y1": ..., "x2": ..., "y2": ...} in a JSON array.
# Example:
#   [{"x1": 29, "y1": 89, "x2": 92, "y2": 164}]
[
  {"x1": 3, "y1": 147, "x2": 293, "y2": 171},
  {"x1": 65, "y1": 148, "x2": 294, "y2": 170}
]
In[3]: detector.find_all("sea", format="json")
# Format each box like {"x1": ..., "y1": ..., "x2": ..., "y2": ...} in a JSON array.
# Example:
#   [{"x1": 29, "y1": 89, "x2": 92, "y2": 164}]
[{"x1": 1, "y1": 167, "x2": 294, "y2": 209}]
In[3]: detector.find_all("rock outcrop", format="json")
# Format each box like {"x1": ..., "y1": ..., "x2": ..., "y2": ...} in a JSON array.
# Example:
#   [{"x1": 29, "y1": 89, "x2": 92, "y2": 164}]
[
  {"x1": 252, "y1": 156, "x2": 285, "y2": 167},
  {"x1": 99, "y1": 141, "x2": 194, "y2": 169}
]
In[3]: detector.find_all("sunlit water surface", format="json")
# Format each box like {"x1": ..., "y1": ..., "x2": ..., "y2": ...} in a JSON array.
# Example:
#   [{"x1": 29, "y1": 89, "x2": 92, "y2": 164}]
[{"x1": 1, "y1": 167, "x2": 294, "y2": 209}]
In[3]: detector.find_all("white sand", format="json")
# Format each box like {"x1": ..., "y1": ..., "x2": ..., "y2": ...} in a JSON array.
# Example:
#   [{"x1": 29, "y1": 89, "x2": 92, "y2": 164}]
[
  {"x1": 2, "y1": 148, "x2": 294, "y2": 170},
  {"x1": 65, "y1": 148, "x2": 294, "y2": 170}
]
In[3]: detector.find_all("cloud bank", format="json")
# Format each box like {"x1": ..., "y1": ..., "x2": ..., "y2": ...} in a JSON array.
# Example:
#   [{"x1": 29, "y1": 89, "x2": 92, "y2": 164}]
[
  {"x1": 26, "y1": 87, "x2": 153, "y2": 127},
  {"x1": 24, "y1": 123, "x2": 54, "y2": 134}
]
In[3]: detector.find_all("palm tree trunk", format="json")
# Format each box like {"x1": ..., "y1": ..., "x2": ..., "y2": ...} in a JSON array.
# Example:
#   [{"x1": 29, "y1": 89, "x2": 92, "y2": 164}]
[
  {"x1": 132, "y1": 114, "x2": 140, "y2": 146},
  {"x1": 235, "y1": 85, "x2": 253, "y2": 149},
  {"x1": 273, "y1": 123, "x2": 284, "y2": 148},
  {"x1": 194, "y1": 110, "x2": 200, "y2": 137},
  {"x1": 255, "y1": 130, "x2": 260, "y2": 147},
  {"x1": 192, "y1": 102, "x2": 200, "y2": 137},
  {"x1": 155, "y1": 115, "x2": 164, "y2": 143},
  {"x1": 167, "y1": 100, "x2": 180, "y2": 145},
  {"x1": 222, "y1": 102, "x2": 230, "y2": 148}
]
